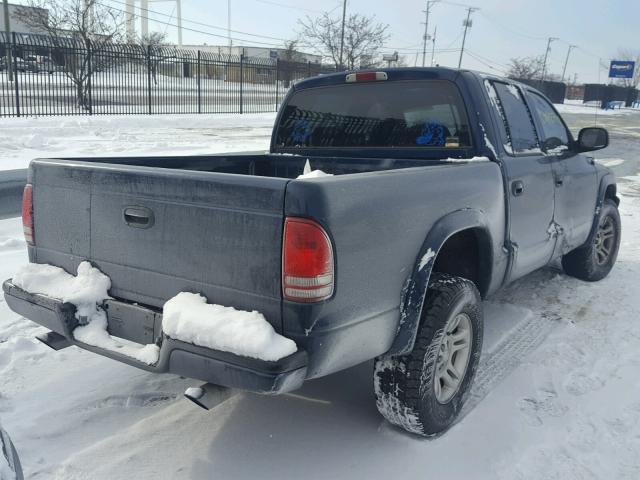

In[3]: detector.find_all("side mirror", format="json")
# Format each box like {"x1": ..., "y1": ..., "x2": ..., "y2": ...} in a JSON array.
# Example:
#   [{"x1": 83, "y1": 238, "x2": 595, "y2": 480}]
[{"x1": 577, "y1": 127, "x2": 609, "y2": 152}]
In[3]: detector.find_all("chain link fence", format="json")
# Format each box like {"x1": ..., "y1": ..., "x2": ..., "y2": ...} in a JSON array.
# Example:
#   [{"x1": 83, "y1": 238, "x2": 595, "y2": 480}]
[{"x1": 0, "y1": 32, "x2": 336, "y2": 117}]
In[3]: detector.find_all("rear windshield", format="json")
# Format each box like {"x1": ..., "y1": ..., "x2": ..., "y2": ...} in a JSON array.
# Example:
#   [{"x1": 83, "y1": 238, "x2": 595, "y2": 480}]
[{"x1": 274, "y1": 80, "x2": 471, "y2": 149}]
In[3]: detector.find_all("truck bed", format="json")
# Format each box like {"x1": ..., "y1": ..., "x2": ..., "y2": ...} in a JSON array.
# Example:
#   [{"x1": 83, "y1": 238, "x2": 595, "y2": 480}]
[{"x1": 26, "y1": 152, "x2": 505, "y2": 377}]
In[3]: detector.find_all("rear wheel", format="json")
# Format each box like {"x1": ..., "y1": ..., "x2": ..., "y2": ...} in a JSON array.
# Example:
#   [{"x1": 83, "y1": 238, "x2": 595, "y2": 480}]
[
  {"x1": 562, "y1": 199, "x2": 621, "y2": 282},
  {"x1": 374, "y1": 273, "x2": 483, "y2": 436}
]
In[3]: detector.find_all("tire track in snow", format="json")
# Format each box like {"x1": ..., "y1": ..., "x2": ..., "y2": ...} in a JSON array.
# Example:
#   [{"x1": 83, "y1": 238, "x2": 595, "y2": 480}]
[{"x1": 460, "y1": 312, "x2": 561, "y2": 418}]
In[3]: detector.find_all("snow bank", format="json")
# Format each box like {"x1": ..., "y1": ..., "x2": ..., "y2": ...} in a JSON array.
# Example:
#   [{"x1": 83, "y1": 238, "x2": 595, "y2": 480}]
[
  {"x1": 162, "y1": 292, "x2": 297, "y2": 361},
  {"x1": 554, "y1": 103, "x2": 635, "y2": 116},
  {"x1": 12, "y1": 262, "x2": 160, "y2": 365},
  {"x1": 444, "y1": 156, "x2": 490, "y2": 163}
]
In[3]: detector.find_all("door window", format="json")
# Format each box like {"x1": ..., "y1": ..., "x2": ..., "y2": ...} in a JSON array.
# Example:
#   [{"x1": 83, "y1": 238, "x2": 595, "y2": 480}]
[
  {"x1": 491, "y1": 82, "x2": 540, "y2": 155},
  {"x1": 528, "y1": 93, "x2": 570, "y2": 153}
]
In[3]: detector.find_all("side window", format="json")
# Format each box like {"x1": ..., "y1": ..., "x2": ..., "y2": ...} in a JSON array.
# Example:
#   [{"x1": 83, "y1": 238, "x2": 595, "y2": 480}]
[
  {"x1": 528, "y1": 93, "x2": 570, "y2": 152},
  {"x1": 492, "y1": 82, "x2": 540, "y2": 154}
]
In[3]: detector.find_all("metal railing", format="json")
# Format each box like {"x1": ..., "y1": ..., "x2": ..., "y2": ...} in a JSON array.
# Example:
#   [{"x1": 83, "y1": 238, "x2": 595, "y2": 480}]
[{"x1": 0, "y1": 33, "x2": 336, "y2": 117}]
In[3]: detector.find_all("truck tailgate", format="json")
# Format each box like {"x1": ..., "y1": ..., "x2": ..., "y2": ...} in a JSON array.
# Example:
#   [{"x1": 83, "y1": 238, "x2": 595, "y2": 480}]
[{"x1": 29, "y1": 159, "x2": 287, "y2": 330}]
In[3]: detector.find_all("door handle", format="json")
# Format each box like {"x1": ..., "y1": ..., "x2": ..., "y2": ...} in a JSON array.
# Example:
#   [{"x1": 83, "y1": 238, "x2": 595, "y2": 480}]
[
  {"x1": 511, "y1": 180, "x2": 524, "y2": 196},
  {"x1": 123, "y1": 206, "x2": 155, "y2": 229},
  {"x1": 555, "y1": 177, "x2": 564, "y2": 187}
]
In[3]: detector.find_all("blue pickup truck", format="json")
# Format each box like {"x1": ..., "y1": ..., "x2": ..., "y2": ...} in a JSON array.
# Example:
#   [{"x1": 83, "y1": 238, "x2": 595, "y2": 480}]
[{"x1": 3, "y1": 68, "x2": 620, "y2": 436}]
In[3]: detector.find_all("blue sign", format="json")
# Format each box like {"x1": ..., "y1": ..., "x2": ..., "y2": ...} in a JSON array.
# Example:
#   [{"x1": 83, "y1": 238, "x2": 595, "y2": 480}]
[{"x1": 609, "y1": 61, "x2": 635, "y2": 79}]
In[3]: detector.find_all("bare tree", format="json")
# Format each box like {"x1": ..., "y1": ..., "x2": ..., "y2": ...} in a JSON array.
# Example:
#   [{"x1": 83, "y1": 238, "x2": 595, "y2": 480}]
[
  {"x1": 611, "y1": 49, "x2": 640, "y2": 88},
  {"x1": 13, "y1": 0, "x2": 123, "y2": 110},
  {"x1": 136, "y1": 31, "x2": 171, "y2": 85},
  {"x1": 507, "y1": 55, "x2": 544, "y2": 80},
  {"x1": 278, "y1": 39, "x2": 307, "y2": 88},
  {"x1": 298, "y1": 12, "x2": 388, "y2": 70}
]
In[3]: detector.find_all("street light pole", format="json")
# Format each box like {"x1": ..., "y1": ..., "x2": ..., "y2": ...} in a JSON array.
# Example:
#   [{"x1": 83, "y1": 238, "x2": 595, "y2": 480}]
[
  {"x1": 541, "y1": 36, "x2": 558, "y2": 82},
  {"x1": 561, "y1": 44, "x2": 576, "y2": 82},
  {"x1": 2, "y1": 0, "x2": 12, "y2": 82}
]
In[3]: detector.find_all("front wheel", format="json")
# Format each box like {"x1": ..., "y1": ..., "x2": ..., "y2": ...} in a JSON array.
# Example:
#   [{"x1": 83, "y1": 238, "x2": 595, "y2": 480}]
[
  {"x1": 562, "y1": 199, "x2": 621, "y2": 282},
  {"x1": 374, "y1": 273, "x2": 483, "y2": 436}
]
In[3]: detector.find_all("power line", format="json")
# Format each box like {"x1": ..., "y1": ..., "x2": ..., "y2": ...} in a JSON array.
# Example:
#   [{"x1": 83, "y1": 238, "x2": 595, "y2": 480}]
[
  {"x1": 99, "y1": 1, "x2": 286, "y2": 47},
  {"x1": 249, "y1": 0, "x2": 324, "y2": 14},
  {"x1": 104, "y1": 0, "x2": 291, "y2": 44},
  {"x1": 477, "y1": 11, "x2": 546, "y2": 41},
  {"x1": 465, "y1": 50, "x2": 507, "y2": 74}
]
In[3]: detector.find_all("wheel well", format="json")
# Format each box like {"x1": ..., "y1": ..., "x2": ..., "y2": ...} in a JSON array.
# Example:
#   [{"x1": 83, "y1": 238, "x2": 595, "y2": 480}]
[
  {"x1": 605, "y1": 184, "x2": 619, "y2": 206},
  {"x1": 431, "y1": 229, "x2": 491, "y2": 298}
]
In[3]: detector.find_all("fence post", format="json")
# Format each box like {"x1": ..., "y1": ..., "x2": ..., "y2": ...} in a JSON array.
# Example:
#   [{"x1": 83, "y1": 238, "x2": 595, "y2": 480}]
[
  {"x1": 308, "y1": 60, "x2": 311, "y2": 78},
  {"x1": 275, "y1": 58, "x2": 279, "y2": 112},
  {"x1": 239, "y1": 54, "x2": 244, "y2": 114},
  {"x1": 12, "y1": 33, "x2": 20, "y2": 117},
  {"x1": 146, "y1": 45, "x2": 152, "y2": 115},
  {"x1": 197, "y1": 50, "x2": 202, "y2": 114},
  {"x1": 87, "y1": 40, "x2": 93, "y2": 115}
]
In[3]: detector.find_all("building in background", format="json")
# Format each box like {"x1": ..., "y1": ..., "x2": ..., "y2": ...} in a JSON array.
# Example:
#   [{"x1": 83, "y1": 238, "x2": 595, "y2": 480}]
[
  {"x1": 186, "y1": 45, "x2": 322, "y2": 64},
  {"x1": 0, "y1": 2, "x2": 47, "y2": 36}
]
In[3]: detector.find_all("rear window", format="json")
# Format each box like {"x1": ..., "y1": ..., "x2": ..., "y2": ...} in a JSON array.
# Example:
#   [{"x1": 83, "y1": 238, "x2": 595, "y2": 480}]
[{"x1": 275, "y1": 80, "x2": 471, "y2": 149}]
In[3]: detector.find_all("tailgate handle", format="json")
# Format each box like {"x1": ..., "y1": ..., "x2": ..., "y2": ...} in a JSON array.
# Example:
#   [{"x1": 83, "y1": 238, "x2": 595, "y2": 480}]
[{"x1": 123, "y1": 206, "x2": 155, "y2": 229}]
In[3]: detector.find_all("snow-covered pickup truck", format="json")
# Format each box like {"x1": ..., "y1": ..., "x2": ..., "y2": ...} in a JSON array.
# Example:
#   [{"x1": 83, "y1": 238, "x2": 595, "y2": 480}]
[{"x1": 3, "y1": 68, "x2": 621, "y2": 436}]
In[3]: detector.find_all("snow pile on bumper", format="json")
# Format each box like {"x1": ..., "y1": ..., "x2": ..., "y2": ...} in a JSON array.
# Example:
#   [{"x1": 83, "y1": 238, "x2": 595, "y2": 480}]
[
  {"x1": 12, "y1": 262, "x2": 297, "y2": 364},
  {"x1": 162, "y1": 292, "x2": 297, "y2": 362},
  {"x1": 12, "y1": 262, "x2": 160, "y2": 365}
]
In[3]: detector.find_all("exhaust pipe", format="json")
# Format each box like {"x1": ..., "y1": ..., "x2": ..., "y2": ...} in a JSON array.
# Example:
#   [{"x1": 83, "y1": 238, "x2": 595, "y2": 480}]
[
  {"x1": 184, "y1": 383, "x2": 236, "y2": 411},
  {"x1": 36, "y1": 331, "x2": 71, "y2": 351}
]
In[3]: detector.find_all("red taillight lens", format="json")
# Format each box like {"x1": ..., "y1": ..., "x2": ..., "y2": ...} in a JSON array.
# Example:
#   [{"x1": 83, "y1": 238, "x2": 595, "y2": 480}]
[
  {"x1": 282, "y1": 217, "x2": 334, "y2": 302},
  {"x1": 22, "y1": 184, "x2": 34, "y2": 245}
]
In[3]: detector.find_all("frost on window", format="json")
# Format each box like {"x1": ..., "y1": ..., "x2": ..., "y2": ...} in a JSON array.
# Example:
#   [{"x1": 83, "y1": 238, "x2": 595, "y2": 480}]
[
  {"x1": 492, "y1": 82, "x2": 541, "y2": 155},
  {"x1": 484, "y1": 80, "x2": 512, "y2": 154}
]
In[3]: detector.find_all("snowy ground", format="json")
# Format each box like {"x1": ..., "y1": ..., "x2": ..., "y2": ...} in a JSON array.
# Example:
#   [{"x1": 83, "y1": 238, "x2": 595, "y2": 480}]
[
  {"x1": 0, "y1": 114, "x2": 276, "y2": 171},
  {"x1": 0, "y1": 110, "x2": 640, "y2": 479}
]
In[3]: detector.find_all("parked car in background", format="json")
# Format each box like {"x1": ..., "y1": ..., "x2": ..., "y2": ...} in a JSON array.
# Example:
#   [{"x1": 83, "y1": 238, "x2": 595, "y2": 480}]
[
  {"x1": 24, "y1": 55, "x2": 61, "y2": 74},
  {"x1": 12, "y1": 58, "x2": 38, "y2": 73}
]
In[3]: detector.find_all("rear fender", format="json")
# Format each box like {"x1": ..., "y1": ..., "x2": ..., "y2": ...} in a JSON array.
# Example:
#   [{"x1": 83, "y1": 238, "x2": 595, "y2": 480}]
[
  {"x1": 586, "y1": 174, "x2": 618, "y2": 245},
  {"x1": 386, "y1": 209, "x2": 491, "y2": 356}
]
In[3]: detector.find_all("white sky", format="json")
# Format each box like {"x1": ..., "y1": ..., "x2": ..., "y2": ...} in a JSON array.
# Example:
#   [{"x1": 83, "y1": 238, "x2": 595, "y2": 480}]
[{"x1": 11, "y1": 0, "x2": 640, "y2": 83}]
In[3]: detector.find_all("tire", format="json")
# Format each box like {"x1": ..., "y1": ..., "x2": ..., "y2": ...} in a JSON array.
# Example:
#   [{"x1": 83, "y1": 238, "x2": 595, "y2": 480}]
[
  {"x1": 562, "y1": 199, "x2": 621, "y2": 282},
  {"x1": 374, "y1": 273, "x2": 483, "y2": 436}
]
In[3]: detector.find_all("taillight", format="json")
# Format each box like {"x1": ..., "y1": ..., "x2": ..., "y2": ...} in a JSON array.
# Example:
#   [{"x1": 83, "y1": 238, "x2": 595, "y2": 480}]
[
  {"x1": 22, "y1": 184, "x2": 34, "y2": 245},
  {"x1": 282, "y1": 217, "x2": 334, "y2": 302}
]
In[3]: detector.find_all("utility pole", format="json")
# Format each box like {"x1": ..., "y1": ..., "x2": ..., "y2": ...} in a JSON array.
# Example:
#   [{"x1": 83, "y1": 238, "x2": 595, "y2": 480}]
[
  {"x1": 140, "y1": 0, "x2": 149, "y2": 38},
  {"x1": 541, "y1": 36, "x2": 558, "y2": 82},
  {"x1": 430, "y1": 25, "x2": 437, "y2": 67},
  {"x1": 2, "y1": 0, "x2": 12, "y2": 81},
  {"x1": 561, "y1": 44, "x2": 576, "y2": 82},
  {"x1": 227, "y1": 0, "x2": 232, "y2": 55},
  {"x1": 339, "y1": 0, "x2": 347, "y2": 69},
  {"x1": 421, "y1": 1, "x2": 437, "y2": 67},
  {"x1": 176, "y1": 0, "x2": 182, "y2": 47},
  {"x1": 458, "y1": 7, "x2": 477, "y2": 69}
]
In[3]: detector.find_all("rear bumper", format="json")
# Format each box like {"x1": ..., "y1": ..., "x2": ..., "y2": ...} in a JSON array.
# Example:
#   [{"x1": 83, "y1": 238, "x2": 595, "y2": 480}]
[{"x1": 2, "y1": 279, "x2": 307, "y2": 394}]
